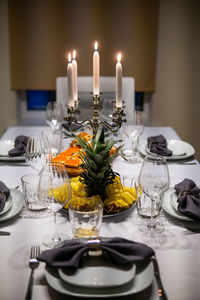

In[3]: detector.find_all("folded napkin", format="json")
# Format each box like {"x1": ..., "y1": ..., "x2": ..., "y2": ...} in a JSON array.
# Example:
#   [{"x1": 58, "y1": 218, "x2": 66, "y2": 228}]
[
  {"x1": 38, "y1": 237, "x2": 154, "y2": 269},
  {"x1": 8, "y1": 135, "x2": 28, "y2": 156},
  {"x1": 147, "y1": 135, "x2": 172, "y2": 156},
  {"x1": 175, "y1": 178, "x2": 200, "y2": 220},
  {"x1": 0, "y1": 181, "x2": 10, "y2": 212}
]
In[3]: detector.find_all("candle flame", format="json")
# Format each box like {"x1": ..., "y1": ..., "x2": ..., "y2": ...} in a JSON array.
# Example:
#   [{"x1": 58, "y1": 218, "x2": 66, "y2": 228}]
[
  {"x1": 94, "y1": 41, "x2": 98, "y2": 50},
  {"x1": 68, "y1": 53, "x2": 72, "y2": 62},
  {"x1": 117, "y1": 53, "x2": 121, "y2": 62},
  {"x1": 73, "y1": 50, "x2": 76, "y2": 59}
]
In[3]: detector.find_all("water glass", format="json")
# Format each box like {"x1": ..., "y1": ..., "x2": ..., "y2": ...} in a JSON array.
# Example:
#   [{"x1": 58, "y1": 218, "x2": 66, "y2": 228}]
[
  {"x1": 69, "y1": 196, "x2": 103, "y2": 238},
  {"x1": 45, "y1": 101, "x2": 64, "y2": 131},
  {"x1": 38, "y1": 163, "x2": 71, "y2": 247},
  {"x1": 25, "y1": 133, "x2": 51, "y2": 173},
  {"x1": 42, "y1": 128, "x2": 62, "y2": 156},
  {"x1": 21, "y1": 173, "x2": 47, "y2": 211},
  {"x1": 138, "y1": 155, "x2": 170, "y2": 233}
]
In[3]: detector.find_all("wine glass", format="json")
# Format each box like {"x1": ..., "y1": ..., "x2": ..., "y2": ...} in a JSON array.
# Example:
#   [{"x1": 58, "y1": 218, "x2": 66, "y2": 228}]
[
  {"x1": 38, "y1": 163, "x2": 72, "y2": 247},
  {"x1": 45, "y1": 101, "x2": 64, "y2": 131},
  {"x1": 120, "y1": 111, "x2": 144, "y2": 163},
  {"x1": 137, "y1": 155, "x2": 170, "y2": 234},
  {"x1": 25, "y1": 133, "x2": 52, "y2": 174}
]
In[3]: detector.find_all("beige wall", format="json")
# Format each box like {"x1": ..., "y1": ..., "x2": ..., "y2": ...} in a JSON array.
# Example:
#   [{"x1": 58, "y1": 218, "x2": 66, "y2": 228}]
[
  {"x1": 0, "y1": 0, "x2": 17, "y2": 136},
  {"x1": 153, "y1": 0, "x2": 200, "y2": 160}
]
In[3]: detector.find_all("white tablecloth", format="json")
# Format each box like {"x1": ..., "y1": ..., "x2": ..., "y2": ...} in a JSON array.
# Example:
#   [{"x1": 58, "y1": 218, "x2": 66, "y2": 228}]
[{"x1": 0, "y1": 126, "x2": 200, "y2": 300}]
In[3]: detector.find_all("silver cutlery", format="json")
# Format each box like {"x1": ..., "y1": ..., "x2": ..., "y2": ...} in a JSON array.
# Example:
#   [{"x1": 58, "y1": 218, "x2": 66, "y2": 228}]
[
  {"x1": 151, "y1": 256, "x2": 168, "y2": 300},
  {"x1": 25, "y1": 245, "x2": 40, "y2": 300}
]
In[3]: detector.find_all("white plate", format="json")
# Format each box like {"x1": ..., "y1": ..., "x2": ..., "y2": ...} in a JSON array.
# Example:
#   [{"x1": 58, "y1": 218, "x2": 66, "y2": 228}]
[
  {"x1": 0, "y1": 140, "x2": 25, "y2": 161},
  {"x1": 138, "y1": 140, "x2": 195, "y2": 160},
  {"x1": 45, "y1": 261, "x2": 153, "y2": 298},
  {"x1": 163, "y1": 188, "x2": 195, "y2": 221},
  {"x1": 0, "y1": 196, "x2": 12, "y2": 216},
  {"x1": 58, "y1": 256, "x2": 136, "y2": 288},
  {"x1": 0, "y1": 189, "x2": 24, "y2": 222},
  {"x1": 0, "y1": 140, "x2": 14, "y2": 155}
]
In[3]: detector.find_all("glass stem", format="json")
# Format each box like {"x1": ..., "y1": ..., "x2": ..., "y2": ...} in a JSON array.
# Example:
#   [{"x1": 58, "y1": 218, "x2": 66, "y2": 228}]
[
  {"x1": 149, "y1": 198, "x2": 156, "y2": 230},
  {"x1": 52, "y1": 212, "x2": 60, "y2": 243}
]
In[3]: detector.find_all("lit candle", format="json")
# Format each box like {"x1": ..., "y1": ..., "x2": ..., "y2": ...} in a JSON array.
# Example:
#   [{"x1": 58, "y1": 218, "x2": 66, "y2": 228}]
[
  {"x1": 72, "y1": 50, "x2": 78, "y2": 102},
  {"x1": 93, "y1": 41, "x2": 100, "y2": 95},
  {"x1": 116, "y1": 52, "x2": 122, "y2": 108},
  {"x1": 67, "y1": 53, "x2": 74, "y2": 107}
]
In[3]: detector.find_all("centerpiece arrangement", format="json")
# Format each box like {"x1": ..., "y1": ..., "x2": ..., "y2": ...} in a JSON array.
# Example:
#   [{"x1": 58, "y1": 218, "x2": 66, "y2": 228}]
[{"x1": 53, "y1": 128, "x2": 137, "y2": 215}]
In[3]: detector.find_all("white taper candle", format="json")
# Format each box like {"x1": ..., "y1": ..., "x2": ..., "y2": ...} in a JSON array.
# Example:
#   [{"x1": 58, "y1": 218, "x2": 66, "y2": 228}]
[
  {"x1": 93, "y1": 41, "x2": 100, "y2": 95},
  {"x1": 67, "y1": 53, "x2": 74, "y2": 107},
  {"x1": 72, "y1": 50, "x2": 78, "y2": 102},
  {"x1": 116, "y1": 52, "x2": 122, "y2": 108}
]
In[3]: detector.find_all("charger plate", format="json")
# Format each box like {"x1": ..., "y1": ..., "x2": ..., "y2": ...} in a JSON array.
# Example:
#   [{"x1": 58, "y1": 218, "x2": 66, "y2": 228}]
[
  {"x1": 45, "y1": 260, "x2": 153, "y2": 297},
  {"x1": 138, "y1": 140, "x2": 195, "y2": 160}
]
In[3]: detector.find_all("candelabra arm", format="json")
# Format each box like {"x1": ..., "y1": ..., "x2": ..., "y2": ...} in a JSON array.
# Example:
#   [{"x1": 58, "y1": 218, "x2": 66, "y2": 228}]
[{"x1": 98, "y1": 121, "x2": 120, "y2": 133}]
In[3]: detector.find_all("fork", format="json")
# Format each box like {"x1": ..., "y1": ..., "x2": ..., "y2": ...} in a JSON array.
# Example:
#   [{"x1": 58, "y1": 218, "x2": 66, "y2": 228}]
[{"x1": 25, "y1": 245, "x2": 40, "y2": 300}]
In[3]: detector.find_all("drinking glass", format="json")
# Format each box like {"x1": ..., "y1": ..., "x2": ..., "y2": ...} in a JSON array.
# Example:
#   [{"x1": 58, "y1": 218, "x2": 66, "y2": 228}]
[
  {"x1": 137, "y1": 155, "x2": 170, "y2": 233},
  {"x1": 69, "y1": 196, "x2": 103, "y2": 238},
  {"x1": 38, "y1": 163, "x2": 71, "y2": 247},
  {"x1": 25, "y1": 133, "x2": 52, "y2": 174},
  {"x1": 42, "y1": 128, "x2": 62, "y2": 157},
  {"x1": 120, "y1": 110, "x2": 144, "y2": 163},
  {"x1": 45, "y1": 101, "x2": 64, "y2": 131}
]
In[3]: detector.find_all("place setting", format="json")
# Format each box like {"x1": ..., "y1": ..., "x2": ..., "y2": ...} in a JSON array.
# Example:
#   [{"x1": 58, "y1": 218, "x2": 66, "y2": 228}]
[
  {"x1": 162, "y1": 178, "x2": 200, "y2": 230},
  {"x1": 0, "y1": 135, "x2": 28, "y2": 161},
  {"x1": 138, "y1": 134, "x2": 195, "y2": 161},
  {"x1": 0, "y1": 180, "x2": 24, "y2": 223}
]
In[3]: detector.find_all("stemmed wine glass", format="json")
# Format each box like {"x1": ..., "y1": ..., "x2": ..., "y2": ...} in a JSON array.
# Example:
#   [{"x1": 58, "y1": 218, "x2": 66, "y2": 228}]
[
  {"x1": 45, "y1": 101, "x2": 64, "y2": 131},
  {"x1": 38, "y1": 163, "x2": 71, "y2": 248},
  {"x1": 25, "y1": 133, "x2": 52, "y2": 174},
  {"x1": 137, "y1": 155, "x2": 170, "y2": 234}
]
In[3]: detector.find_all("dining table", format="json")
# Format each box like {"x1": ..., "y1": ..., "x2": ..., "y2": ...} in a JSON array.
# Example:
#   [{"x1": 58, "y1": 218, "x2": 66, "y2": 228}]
[{"x1": 0, "y1": 125, "x2": 200, "y2": 300}]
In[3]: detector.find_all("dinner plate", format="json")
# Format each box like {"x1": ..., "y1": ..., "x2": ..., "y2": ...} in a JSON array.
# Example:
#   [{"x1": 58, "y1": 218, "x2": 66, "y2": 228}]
[
  {"x1": 138, "y1": 140, "x2": 195, "y2": 160},
  {"x1": 0, "y1": 140, "x2": 26, "y2": 161},
  {"x1": 45, "y1": 261, "x2": 153, "y2": 298},
  {"x1": 0, "y1": 196, "x2": 12, "y2": 216},
  {"x1": 0, "y1": 140, "x2": 14, "y2": 155},
  {"x1": 163, "y1": 188, "x2": 194, "y2": 221},
  {"x1": 0, "y1": 189, "x2": 24, "y2": 222},
  {"x1": 58, "y1": 256, "x2": 136, "y2": 288}
]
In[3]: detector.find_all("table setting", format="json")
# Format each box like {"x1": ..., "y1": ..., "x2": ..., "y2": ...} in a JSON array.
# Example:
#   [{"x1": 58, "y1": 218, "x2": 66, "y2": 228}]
[{"x1": 0, "y1": 42, "x2": 200, "y2": 300}]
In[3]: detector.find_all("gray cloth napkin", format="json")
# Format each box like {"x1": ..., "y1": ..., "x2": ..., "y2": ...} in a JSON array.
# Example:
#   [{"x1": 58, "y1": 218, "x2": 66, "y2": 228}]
[
  {"x1": 8, "y1": 135, "x2": 28, "y2": 156},
  {"x1": 0, "y1": 181, "x2": 10, "y2": 212},
  {"x1": 38, "y1": 237, "x2": 155, "y2": 269},
  {"x1": 175, "y1": 178, "x2": 200, "y2": 220},
  {"x1": 147, "y1": 135, "x2": 172, "y2": 156}
]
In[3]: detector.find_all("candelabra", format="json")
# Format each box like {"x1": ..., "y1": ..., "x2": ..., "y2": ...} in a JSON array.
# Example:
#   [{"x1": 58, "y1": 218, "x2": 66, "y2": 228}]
[{"x1": 64, "y1": 95, "x2": 126, "y2": 137}]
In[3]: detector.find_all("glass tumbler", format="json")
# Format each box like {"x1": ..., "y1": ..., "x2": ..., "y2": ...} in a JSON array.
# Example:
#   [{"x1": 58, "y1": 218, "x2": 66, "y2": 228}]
[
  {"x1": 21, "y1": 173, "x2": 47, "y2": 211},
  {"x1": 69, "y1": 196, "x2": 103, "y2": 238}
]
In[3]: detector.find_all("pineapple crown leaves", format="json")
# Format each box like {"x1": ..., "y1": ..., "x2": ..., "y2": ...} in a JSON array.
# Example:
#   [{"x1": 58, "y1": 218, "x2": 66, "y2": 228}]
[{"x1": 73, "y1": 128, "x2": 121, "y2": 200}]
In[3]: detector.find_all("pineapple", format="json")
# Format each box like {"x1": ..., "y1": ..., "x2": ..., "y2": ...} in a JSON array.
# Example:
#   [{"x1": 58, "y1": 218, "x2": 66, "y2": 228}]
[{"x1": 74, "y1": 128, "x2": 122, "y2": 201}]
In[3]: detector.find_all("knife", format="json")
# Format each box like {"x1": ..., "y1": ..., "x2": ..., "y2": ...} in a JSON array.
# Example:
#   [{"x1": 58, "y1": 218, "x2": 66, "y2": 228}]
[
  {"x1": 151, "y1": 256, "x2": 168, "y2": 300},
  {"x1": 0, "y1": 231, "x2": 10, "y2": 236}
]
